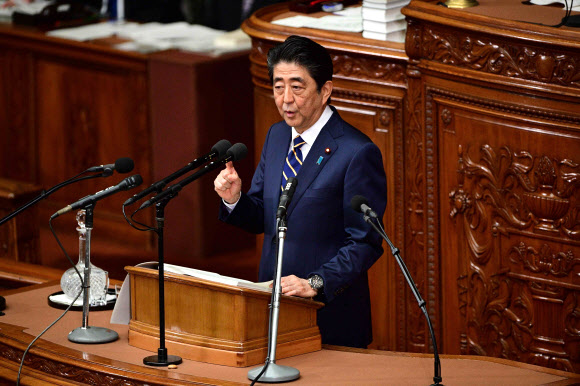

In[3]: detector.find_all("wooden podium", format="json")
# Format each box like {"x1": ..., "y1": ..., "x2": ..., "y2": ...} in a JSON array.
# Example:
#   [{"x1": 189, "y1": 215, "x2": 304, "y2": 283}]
[{"x1": 126, "y1": 265, "x2": 323, "y2": 367}]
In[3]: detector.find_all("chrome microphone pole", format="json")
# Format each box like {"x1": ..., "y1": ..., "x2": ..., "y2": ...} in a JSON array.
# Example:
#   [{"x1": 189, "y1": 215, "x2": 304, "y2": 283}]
[
  {"x1": 248, "y1": 215, "x2": 300, "y2": 383},
  {"x1": 68, "y1": 205, "x2": 119, "y2": 344}
]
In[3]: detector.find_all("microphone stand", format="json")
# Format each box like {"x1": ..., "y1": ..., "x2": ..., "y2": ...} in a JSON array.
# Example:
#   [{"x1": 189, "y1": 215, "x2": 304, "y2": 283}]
[
  {"x1": 364, "y1": 215, "x2": 443, "y2": 386},
  {"x1": 143, "y1": 196, "x2": 182, "y2": 366},
  {"x1": 68, "y1": 205, "x2": 119, "y2": 344},
  {"x1": 248, "y1": 216, "x2": 300, "y2": 383},
  {"x1": 0, "y1": 173, "x2": 107, "y2": 226}
]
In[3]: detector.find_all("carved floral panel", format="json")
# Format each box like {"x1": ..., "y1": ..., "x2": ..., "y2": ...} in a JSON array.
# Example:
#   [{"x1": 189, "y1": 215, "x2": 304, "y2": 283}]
[{"x1": 449, "y1": 144, "x2": 580, "y2": 373}]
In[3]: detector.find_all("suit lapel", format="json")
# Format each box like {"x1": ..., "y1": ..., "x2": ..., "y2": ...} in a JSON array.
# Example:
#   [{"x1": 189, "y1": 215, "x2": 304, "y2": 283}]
[
  {"x1": 266, "y1": 126, "x2": 291, "y2": 206},
  {"x1": 286, "y1": 114, "x2": 342, "y2": 217}
]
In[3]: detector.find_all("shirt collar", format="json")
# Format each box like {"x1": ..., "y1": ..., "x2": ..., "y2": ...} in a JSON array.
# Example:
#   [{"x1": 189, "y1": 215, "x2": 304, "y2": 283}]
[{"x1": 291, "y1": 105, "x2": 333, "y2": 145}]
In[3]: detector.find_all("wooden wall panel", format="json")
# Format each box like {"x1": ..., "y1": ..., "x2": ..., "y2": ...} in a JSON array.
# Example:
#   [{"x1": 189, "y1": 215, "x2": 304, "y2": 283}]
[
  {"x1": 437, "y1": 89, "x2": 580, "y2": 373},
  {"x1": 34, "y1": 58, "x2": 152, "y2": 257},
  {"x1": 0, "y1": 24, "x2": 257, "y2": 281},
  {"x1": 0, "y1": 49, "x2": 35, "y2": 181},
  {"x1": 403, "y1": 0, "x2": 580, "y2": 373}
]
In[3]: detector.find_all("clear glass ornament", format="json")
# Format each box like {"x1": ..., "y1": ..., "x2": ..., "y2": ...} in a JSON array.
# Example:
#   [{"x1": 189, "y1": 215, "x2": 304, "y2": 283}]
[{"x1": 60, "y1": 210, "x2": 109, "y2": 306}]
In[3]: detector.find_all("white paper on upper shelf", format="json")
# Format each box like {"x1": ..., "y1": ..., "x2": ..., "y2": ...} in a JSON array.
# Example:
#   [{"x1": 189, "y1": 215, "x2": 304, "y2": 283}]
[
  {"x1": 272, "y1": 14, "x2": 363, "y2": 32},
  {"x1": 47, "y1": 21, "x2": 138, "y2": 41},
  {"x1": 0, "y1": 0, "x2": 52, "y2": 18},
  {"x1": 271, "y1": 15, "x2": 317, "y2": 28},
  {"x1": 363, "y1": 18, "x2": 407, "y2": 33},
  {"x1": 528, "y1": 0, "x2": 580, "y2": 11}
]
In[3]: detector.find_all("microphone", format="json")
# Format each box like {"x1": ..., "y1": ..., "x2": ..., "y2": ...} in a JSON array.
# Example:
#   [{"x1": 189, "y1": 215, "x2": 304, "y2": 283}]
[
  {"x1": 350, "y1": 195, "x2": 378, "y2": 219},
  {"x1": 350, "y1": 194, "x2": 443, "y2": 385},
  {"x1": 51, "y1": 174, "x2": 143, "y2": 219},
  {"x1": 86, "y1": 157, "x2": 134, "y2": 175},
  {"x1": 276, "y1": 177, "x2": 298, "y2": 219},
  {"x1": 124, "y1": 139, "x2": 231, "y2": 206},
  {"x1": 139, "y1": 143, "x2": 248, "y2": 210}
]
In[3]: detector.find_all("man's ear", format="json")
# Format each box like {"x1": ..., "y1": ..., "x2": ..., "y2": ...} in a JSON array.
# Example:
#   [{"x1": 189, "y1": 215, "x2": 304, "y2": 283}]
[{"x1": 321, "y1": 81, "x2": 333, "y2": 104}]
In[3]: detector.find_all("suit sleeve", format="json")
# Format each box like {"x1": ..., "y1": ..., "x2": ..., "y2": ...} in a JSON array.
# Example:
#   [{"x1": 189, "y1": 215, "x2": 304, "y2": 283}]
[
  {"x1": 310, "y1": 142, "x2": 387, "y2": 303},
  {"x1": 217, "y1": 127, "x2": 272, "y2": 235}
]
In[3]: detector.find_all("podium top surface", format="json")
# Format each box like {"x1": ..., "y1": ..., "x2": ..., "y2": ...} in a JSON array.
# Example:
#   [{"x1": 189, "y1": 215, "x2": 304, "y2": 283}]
[{"x1": 126, "y1": 263, "x2": 324, "y2": 308}]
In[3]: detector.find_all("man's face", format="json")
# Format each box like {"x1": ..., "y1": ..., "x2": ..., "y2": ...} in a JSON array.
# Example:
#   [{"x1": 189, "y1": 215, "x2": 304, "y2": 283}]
[{"x1": 272, "y1": 61, "x2": 332, "y2": 133}]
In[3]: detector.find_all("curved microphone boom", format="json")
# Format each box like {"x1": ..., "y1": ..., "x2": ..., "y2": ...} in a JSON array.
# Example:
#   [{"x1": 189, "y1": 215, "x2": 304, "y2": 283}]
[
  {"x1": 350, "y1": 195, "x2": 444, "y2": 386},
  {"x1": 139, "y1": 143, "x2": 247, "y2": 210},
  {"x1": 0, "y1": 158, "x2": 135, "y2": 227},
  {"x1": 86, "y1": 157, "x2": 134, "y2": 176},
  {"x1": 124, "y1": 139, "x2": 231, "y2": 206},
  {"x1": 51, "y1": 174, "x2": 143, "y2": 219}
]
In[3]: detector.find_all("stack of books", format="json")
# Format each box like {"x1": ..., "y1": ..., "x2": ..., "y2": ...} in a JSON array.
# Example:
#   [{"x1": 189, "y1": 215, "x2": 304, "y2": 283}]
[{"x1": 361, "y1": 0, "x2": 410, "y2": 42}]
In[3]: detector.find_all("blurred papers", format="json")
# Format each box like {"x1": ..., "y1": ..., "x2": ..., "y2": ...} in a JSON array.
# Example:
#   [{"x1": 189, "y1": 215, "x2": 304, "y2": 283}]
[
  {"x1": 272, "y1": 10, "x2": 363, "y2": 32},
  {"x1": 46, "y1": 22, "x2": 251, "y2": 55},
  {"x1": 528, "y1": 0, "x2": 580, "y2": 11}
]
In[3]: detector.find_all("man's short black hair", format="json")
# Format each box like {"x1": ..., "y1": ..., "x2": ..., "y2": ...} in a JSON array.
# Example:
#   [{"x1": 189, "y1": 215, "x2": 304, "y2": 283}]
[{"x1": 267, "y1": 35, "x2": 333, "y2": 104}]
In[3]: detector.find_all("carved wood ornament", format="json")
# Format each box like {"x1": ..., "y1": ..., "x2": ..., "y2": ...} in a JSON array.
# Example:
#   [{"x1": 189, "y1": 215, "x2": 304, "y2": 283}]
[{"x1": 449, "y1": 144, "x2": 580, "y2": 372}]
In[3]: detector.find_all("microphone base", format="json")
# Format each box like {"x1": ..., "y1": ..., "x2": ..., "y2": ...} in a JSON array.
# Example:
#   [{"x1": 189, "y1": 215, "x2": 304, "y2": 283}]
[
  {"x1": 143, "y1": 353, "x2": 183, "y2": 367},
  {"x1": 248, "y1": 363, "x2": 300, "y2": 383},
  {"x1": 68, "y1": 326, "x2": 119, "y2": 344}
]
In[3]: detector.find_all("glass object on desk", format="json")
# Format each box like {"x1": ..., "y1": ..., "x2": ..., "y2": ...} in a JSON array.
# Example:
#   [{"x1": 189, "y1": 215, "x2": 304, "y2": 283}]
[{"x1": 60, "y1": 210, "x2": 109, "y2": 306}]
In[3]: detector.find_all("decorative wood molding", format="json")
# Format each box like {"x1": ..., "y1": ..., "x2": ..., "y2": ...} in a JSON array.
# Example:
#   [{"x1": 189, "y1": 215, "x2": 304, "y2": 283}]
[
  {"x1": 331, "y1": 54, "x2": 407, "y2": 85},
  {"x1": 407, "y1": 21, "x2": 580, "y2": 89},
  {"x1": 0, "y1": 343, "x2": 147, "y2": 386},
  {"x1": 433, "y1": 88, "x2": 580, "y2": 126},
  {"x1": 509, "y1": 242, "x2": 578, "y2": 278},
  {"x1": 250, "y1": 40, "x2": 407, "y2": 88},
  {"x1": 403, "y1": 66, "x2": 428, "y2": 352}
]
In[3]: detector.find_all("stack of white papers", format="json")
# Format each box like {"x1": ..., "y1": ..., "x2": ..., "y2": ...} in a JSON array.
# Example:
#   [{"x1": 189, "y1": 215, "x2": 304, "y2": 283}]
[{"x1": 361, "y1": 0, "x2": 409, "y2": 42}]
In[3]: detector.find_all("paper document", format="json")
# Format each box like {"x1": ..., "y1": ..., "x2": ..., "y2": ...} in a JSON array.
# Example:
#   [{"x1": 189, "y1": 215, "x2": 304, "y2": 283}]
[
  {"x1": 272, "y1": 10, "x2": 363, "y2": 32},
  {"x1": 110, "y1": 262, "x2": 271, "y2": 325},
  {"x1": 528, "y1": 0, "x2": 580, "y2": 11},
  {"x1": 164, "y1": 263, "x2": 271, "y2": 292}
]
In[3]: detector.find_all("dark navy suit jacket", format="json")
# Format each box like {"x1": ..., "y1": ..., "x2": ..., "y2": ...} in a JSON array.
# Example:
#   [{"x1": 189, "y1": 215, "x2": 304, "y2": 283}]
[{"x1": 219, "y1": 107, "x2": 387, "y2": 348}]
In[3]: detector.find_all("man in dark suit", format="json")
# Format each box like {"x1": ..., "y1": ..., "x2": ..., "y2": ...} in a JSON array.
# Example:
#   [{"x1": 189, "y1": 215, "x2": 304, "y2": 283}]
[{"x1": 214, "y1": 35, "x2": 387, "y2": 348}]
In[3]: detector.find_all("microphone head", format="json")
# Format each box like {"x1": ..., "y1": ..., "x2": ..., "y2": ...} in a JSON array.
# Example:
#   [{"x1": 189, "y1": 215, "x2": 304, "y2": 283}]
[
  {"x1": 227, "y1": 143, "x2": 248, "y2": 162},
  {"x1": 124, "y1": 174, "x2": 143, "y2": 190},
  {"x1": 283, "y1": 177, "x2": 298, "y2": 194},
  {"x1": 115, "y1": 157, "x2": 135, "y2": 174},
  {"x1": 350, "y1": 195, "x2": 369, "y2": 213},
  {"x1": 212, "y1": 139, "x2": 232, "y2": 157}
]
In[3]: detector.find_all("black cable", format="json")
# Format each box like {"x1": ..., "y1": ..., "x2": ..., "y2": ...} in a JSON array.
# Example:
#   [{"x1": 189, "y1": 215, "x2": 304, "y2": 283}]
[
  {"x1": 16, "y1": 217, "x2": 84, "y2": 385},
  {"x1": 122, "y1": 204, "x2": 156, "y2": 232}
]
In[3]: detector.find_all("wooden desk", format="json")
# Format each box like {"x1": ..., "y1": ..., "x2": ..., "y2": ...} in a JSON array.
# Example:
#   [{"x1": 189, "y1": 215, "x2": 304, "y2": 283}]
[{"x1": 1, "y1": 283, "x2": 578, "y2": 385}]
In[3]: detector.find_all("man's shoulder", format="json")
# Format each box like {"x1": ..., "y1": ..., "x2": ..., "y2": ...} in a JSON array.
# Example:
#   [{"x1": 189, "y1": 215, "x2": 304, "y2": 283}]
[
  {"x1": 328, "y1": 111, "x2": 373, "y2": 145},
  {"x1": 268, "y1": 120, "x2": 292, "y2": 135}
]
